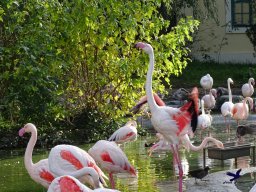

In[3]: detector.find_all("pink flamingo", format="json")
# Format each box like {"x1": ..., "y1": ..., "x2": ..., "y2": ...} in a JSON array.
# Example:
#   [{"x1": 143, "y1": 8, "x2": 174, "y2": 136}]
[
  {"x1": 201, "y1": 88, "x2": 216, "y2": 110},
  {"x1": 221, "y1": 78, "x2": 234, "y2": 132},
  {"x1": 148, "y1": 132, "x2": 223, "y2": 156},
  {"x1": 108, "y1": 120, "x2": 137, "y2": 144},
  {"x1": 48, "y1": 175, "x2": 120, "y2": 192},
  {"x1": 232, "y1": 97, "x2": 254, "y2": 125},
  {"x1": 18, "y1": 123, "x2": 55, "y2": 188},
  {"x1": 88, "y1": 140, "x2": 137, "y2": 189},
  {"x1": 19, "y1": 123, "x2": 107, "y2": 189},
  {"x1": 135, "y1": 42, "x2": 199, "y2": 192},
  {"x1": 241, "y1": 77, "x2": 255, "y2": 98},
  {"x1": 48, "y1": 144, "x2": 108, "y2": 189}
]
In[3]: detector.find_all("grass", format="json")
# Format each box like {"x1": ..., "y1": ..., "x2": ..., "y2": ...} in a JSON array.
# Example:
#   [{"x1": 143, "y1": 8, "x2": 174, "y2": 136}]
[{"x1": 169, "y1": 61, "x2": 255, "y2": 89}]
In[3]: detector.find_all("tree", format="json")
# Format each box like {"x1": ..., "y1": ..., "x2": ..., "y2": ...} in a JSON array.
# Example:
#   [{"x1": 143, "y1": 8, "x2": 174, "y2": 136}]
[{"x1": 0, "y1": 0, "x2": 199, "y2": 133}]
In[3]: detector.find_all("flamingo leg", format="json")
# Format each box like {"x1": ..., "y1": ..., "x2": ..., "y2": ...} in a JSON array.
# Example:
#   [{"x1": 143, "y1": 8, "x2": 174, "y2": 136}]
[
  {"x1": 171, "y1": 144, "x2": 183, "y2": 192},
  {"x1": 109, "y1": 173, "x2": 115, "y2": 189}
]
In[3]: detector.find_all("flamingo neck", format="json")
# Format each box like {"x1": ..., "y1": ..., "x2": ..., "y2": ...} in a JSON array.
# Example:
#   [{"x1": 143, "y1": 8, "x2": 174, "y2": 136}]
[
  {"x1": 146, "y1": 51, "x2": 158, "y2": 113},
  {"x1": 201, "y1": 101, "x2": 205, "y2": 115},
  {"x1": 183, "y1": 135, "x2": 221, "y2": 151},
  {"x1": 228, "y1": 80, "x2": 232, "y2": 102},
  {"x1": 24, "y1": 128, "x2": 37, "y2": 174}
]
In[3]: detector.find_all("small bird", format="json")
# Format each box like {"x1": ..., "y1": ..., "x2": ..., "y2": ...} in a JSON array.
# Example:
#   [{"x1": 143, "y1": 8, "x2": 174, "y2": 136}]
[
  {"x1": 236, "y1": 123, "x2": 256, "y2": 138},
  {"x1": 226, "y1": 169, "x2": 242, "y2": 182},
  {"x1": 189, "y1": 166, "x2": 210, "y2": 182}
]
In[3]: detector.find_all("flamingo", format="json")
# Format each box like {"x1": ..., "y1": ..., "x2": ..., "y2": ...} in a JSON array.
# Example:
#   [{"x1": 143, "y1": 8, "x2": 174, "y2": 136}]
[
  {"x1": 47, "y1": 175, "x2": 120, "y2": 192},
  {"x1": 221, "y1": 78, "x2": 234, "y2": 132},
  {"x1": 88, "y1": 140, "x2": 137, "y2": 189},
  {"x1": 108, "y1": 120, "x2": 137, "y2": 144},
  {"x1": 232, "y1": 97, "x2": 254, "y2": 125},
  {"x1": 200, "y1": 74, "x2": 213, "y2": 94},
  {"x1": 201, "y1": 89, "x2": 216, "y2": 110},
  {"x1": 135, "y1": 42, "x2": 199, "y2": 192},
  {"x1": 241, "y1": 77, "x2": 255, "y2": 98},
  {"x1": 148, "y1": 133, "x2": 223, "y2": 156},
  {"x1": 198, "y1": 99, "x2": 212, "y2": 130},
  {"x1": 48, "y1": 144, "x2": 108, "y2": 189},
  {"x1": 18, "y1": 123, "x2": 55, "y2": 188},
  {"x1": 88, "y1": 140, "x2": 137, "y2": 188}
]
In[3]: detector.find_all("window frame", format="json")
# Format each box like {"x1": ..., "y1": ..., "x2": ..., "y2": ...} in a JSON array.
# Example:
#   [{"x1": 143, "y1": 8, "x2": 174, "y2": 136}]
[{"x1": 226, "y1": 0, "x2": 254, "y2": 33}]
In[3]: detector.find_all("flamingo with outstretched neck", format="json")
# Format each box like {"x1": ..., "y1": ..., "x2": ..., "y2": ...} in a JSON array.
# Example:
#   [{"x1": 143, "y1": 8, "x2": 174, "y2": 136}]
[
  {"x1": 221, "y1": 78, "x2": 234, "y2": 132},
  {"x1": 88, "y1": 140, "x2": 137, "y2": 189},
  {"x1": 48, "y1": 175, "x2": 120, "y2": 192},
  {"x1": 135, "y1": 42, "x2": 199, "y2": 192},
  {"x1": 18, "y1": 123, "x2": 55, "y2": 188},
  {"x1": 148, "y1": 133, "x2": 223, "y2": 156}
]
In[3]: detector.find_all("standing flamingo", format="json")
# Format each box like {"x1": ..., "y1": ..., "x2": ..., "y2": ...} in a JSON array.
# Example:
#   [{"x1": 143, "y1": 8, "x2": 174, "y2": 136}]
[
  {"x1": 48, "y1": 144, "x2": 107, "y2": 189},
  {"x1": 221, "y1": 78, "x2": 234, "y2": 132},
  {"x1": 200, "y1": 74, "x2": 213, "y2": 94},
  {"x1": 88, "y1": 140, "x2": 137, "y2": 189},
  {"x1": 241, "y1": 77, "x2": 255, "y2": 98},
  {"x1": 18, "y1": 123, "x2": 55, "y2": 188},
  {"x1": 108, "y1": 120, "x2": 137, "y2": 144},
  {"x1": 198, "y1": 99, "x2": 212, "y2": 130},
  {"x1": 135, "y1": 42, "x2": 199, "y2": 192},
  {"x1": 201, "y1": 89, "x2": 216, "y2": 110},
  {"x1": 232, "y1": 97, "x2": 254, "y2": 125},
  {"x1": 48, "y1": 175, "x2": 120, "y2": 192}
]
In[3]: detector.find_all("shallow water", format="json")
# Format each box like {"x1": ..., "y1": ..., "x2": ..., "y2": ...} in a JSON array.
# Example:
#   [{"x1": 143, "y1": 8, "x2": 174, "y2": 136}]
[{"x1": 0, "y1": 114, "x2": 256, "y2": 192}]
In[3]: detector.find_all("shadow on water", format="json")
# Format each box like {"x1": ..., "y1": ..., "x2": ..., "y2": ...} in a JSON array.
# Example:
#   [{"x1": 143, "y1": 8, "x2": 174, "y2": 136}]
[{"x1": 1, "y1": 114, "x2": 256, "y2": 191}]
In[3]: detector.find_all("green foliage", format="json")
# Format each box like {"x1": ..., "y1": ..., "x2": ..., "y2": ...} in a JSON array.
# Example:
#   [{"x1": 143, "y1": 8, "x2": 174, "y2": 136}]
[{"x1": 0, "y1": 0, "x2": 199, "y2": 141}]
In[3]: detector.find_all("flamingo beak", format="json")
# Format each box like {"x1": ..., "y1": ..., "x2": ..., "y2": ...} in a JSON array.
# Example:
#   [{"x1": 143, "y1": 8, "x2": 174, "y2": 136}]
[{"x1": 18, "y1": 127, "x2": 26, "y2": 137}]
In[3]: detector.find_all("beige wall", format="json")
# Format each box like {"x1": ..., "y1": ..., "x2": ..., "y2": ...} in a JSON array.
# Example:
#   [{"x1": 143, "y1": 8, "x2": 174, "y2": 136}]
[{"x1": 185, "y1": 0, "x2": 256, "y2": 63}]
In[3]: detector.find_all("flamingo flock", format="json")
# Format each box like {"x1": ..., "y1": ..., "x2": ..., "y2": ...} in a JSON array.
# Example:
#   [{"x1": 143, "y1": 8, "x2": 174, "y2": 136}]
[{"x1": 18, "y1": 42, "x2": 255, "y2": 192}]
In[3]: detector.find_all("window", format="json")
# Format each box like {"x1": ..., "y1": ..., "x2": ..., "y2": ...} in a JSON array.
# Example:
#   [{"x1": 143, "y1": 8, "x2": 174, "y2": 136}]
[{"x1": 226, "y1": 0, "x2": 256, "y2": 33}]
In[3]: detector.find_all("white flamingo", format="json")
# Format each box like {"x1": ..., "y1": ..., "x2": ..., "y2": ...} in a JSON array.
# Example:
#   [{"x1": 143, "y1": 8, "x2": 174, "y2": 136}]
[
  {"x1": 232, "y1": 97, "x2": 254, "y2": 125},
  {"x1": 201, "y1": 89, "x2": 216, "y2": 110},
  {"x1": 221, "y1": 78, "x2": 234, "y2": 132},
  {"x1": 108, "y1": 120, "x2": 137, "y2": 144},
  {"x1": 88, "y1": 140, "x2": 137, "y2": 189},
  {"x1": 48, "y1": 144, "x2": 108, "y2": 189},
  {"x1": 200, "y1": 74, "x2": 213, "y2": 94},
  {"x1": 18, "y1": 123, "x2": 55, "y2": 188},
  {"x1": 198, "y1": 100, "x2": 212, "y2": 130},
  {"x1": 135, "y1": 42, "x2": 199, "y2": 192},
  {"x1": 48, "y1": 175, "x2": 120, "y2": 192},
  {"x1": 241, "y1": 77, "x2": 255, "y2": 97}
]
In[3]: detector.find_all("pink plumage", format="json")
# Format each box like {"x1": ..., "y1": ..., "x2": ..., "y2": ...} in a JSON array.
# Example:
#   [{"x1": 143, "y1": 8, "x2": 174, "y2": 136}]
[{"x1": 88, "y1": 140, "x2": 137, "y2": 188}]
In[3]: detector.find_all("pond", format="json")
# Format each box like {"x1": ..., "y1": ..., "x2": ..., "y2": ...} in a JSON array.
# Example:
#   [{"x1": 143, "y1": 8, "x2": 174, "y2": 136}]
[{"x1": 0, "y1": 114, "x2": 256, "y2": 192}]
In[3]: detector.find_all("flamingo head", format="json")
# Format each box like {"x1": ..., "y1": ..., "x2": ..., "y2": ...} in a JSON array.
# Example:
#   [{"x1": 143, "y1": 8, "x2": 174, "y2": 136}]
[
  {"x1": 249, "y1": 78, "x2": 255, "y2": 86},
  {"x1": 135, "y1": 42, "x2": 153, "y2": 54},
  {"x1": 82, "y1": 167, "x2": 104, "y2": 189},
  {"x1": 125, "y1": 120, "x2": 137, "y2": 128},
  {"x1": 18, "y1": 123, "x2": 36, "y2": 137}
]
